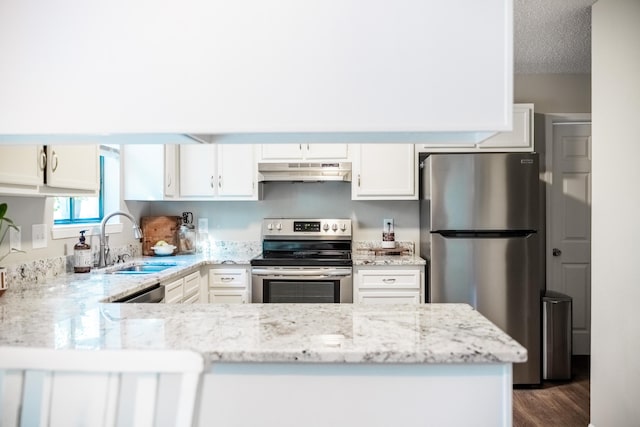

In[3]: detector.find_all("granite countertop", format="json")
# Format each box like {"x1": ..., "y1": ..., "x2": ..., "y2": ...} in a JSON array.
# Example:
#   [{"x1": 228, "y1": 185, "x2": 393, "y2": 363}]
[
  {"x1": 352, "y1": 254, "x2": 427, "y2": 266},
  {"x1": 0, "y1": 253, "x2": 525, "y2": 367}
]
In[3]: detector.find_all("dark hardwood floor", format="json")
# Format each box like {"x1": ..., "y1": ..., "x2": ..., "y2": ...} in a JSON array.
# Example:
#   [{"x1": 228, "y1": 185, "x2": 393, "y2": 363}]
[{"x1": 513, "y1": 356, "x2": 590, "y2": 427}]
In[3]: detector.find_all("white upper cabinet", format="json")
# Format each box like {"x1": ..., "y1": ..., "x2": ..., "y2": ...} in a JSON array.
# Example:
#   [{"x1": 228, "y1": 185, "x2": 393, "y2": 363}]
[
  {"x1": 43, "y1": 145, "x2": 100, "y2": 192},
  {"x1": 0, "y1": 1, "x2": 512, "y2": 143},
  {"x1": 0, "y1": 145, "x2": 43, "y2": 195},
  {"x1": 0, "y1": 144, "x2": 99, "y2": 196},
  {"x1": 351, "y1": 144, "x2": 417, "y2": 200},
  {"x1": 217, "y1": 145, "x2": 257, "y2": 199},
  {"x1": 179, "y1": 145, "x2": 258, "y2": 200},
  {"x1": 123, "y1": 144, "x2": 178, "y2": 200},
  {"x1": 416, "y1": 104, "x2": 534, "y2": 153},
  {"x1": 179, "y1": 145, "x2": 217, "y2": 198},
  {"x1": 260, "y1": 144, "x2": 349, "y2": 162}
]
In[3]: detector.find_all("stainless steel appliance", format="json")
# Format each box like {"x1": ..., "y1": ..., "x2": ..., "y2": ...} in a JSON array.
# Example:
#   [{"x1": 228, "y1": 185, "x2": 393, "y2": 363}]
[
  {"x1": 251, "y1": 219, "x2": 353, "y2": 303},
  {"x1": 112, "y1": 283, "x2": 165, "y2": 303},
  {"x1": 420, "y1": 153, "x2": 543, "y2": 385}
]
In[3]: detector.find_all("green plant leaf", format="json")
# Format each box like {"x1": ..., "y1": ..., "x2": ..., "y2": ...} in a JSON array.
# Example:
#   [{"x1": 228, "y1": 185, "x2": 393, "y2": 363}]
[{"x1": 0, "y1": 203, "x2": 7, "y2": 219}]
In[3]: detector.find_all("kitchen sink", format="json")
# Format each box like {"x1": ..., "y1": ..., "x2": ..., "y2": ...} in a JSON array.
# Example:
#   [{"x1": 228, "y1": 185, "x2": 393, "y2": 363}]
[{"x1": 108, "y1": 262, "x2": 178, "y2": 275}]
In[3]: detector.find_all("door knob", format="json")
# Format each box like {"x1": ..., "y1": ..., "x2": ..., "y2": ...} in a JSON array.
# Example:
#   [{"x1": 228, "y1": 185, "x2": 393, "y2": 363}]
[{"x1": 552, "y1": 248, "x2": 562, "y2": 256}]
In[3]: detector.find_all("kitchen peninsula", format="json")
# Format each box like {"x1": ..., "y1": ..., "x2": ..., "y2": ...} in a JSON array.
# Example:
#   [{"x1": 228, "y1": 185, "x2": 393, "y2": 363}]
[{"x1": 0, "y1": 255, "x2": 526, "y2": 427}]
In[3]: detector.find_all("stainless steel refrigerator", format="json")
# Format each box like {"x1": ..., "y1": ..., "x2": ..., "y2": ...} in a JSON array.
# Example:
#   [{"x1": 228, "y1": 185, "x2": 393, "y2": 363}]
[{"x1": 419, "y1": 152, "x2": 543, "y2": 385}]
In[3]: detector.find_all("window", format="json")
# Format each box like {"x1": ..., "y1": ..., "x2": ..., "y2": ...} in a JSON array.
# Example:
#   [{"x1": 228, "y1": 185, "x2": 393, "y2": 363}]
[
  {"x1": 52, "y1": 145, "x2": 120, "y2": 229},
  {"x1": 53, "y1": 157, "x2": 105, "y2": 224}
]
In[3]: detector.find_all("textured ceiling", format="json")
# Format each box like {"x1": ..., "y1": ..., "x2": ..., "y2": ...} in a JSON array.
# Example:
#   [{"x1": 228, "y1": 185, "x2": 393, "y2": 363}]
[{"x1": 514, "y1": 0, "x2": 596, "y2": 74}]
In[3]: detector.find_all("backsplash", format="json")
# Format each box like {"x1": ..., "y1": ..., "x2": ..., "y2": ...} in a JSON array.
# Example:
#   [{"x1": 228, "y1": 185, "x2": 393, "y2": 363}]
[
  {"x1": 2, "y1": 241, "x2": 262, "y2": 290},
  {"x1": 4, "y1": 243, "x2": 142, "y2": 289}
]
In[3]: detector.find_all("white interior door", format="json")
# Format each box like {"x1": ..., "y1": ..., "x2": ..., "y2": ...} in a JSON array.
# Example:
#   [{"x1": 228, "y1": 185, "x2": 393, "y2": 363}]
[{"x1": 548, "y1": 122, "x2": 592, "y2": 355}]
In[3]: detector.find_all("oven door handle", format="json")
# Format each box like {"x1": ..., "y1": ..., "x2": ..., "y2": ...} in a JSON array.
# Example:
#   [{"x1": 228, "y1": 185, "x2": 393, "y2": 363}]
[{"x1": 252, "y1": 268, "x2": 351, "y2": 278}]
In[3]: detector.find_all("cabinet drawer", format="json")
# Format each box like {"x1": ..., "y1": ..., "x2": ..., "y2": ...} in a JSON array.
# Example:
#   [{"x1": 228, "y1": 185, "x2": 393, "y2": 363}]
[
  {"x1": 358, "y1": 270, "x2": 420, "y2": 289},
  {"x1": 209, "y1": 289, "x2": 247, "y2": 304},
  {"x1": 164, "y1": 278, "x2": 183, "y2": 304},
  {"x1": 183, "y1": 271, "x2": 200, "y2": 296},
  {"x1": 183, "y1": 292, "x2": 200, "y2": 304},
  {"x1": 358, "y1": 291, "x2": 421, "y2": 304},
  {"x1": 209, "y1": 269, "x2": 247, "y2": 288}
]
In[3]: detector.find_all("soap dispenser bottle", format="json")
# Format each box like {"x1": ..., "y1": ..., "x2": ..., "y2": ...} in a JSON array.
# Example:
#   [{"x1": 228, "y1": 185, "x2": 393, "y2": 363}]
[{"x1": 74, "y1": 230, "x2": 92, "y2": 273}]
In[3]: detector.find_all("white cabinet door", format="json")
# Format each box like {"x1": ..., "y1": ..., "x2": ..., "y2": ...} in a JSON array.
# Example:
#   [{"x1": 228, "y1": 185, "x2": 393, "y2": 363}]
[
  {"x1": 260, "y1": 143, "x2": 349, "y2": 161},
  {"x1": 478, "y1": 104, "x2": 533, "y2": 150},
  {"x1": 123, "y1": 144, "x2": 164, "y2": 200},
  {"x1": 416, "y1": 104, "x2": 534, "y2": 153},
  {"x1": 46, "y1": 145, "x2": 100, "y2": 191},
  {"x1": 355, "y1": 268, "x2": 423, "y2": 304},
  {"x1": 164, "y1": 144, "x2": 178, "y2": 198},
  {"x1": 304, "y1": 144, "x2": 349, "y2": 160},
  {"x1": 179, "y1": 145, "x2": 216, "y2": 197},
  {"x1": 260, "y1": 144, "x2": 303, "y2": 160},
  {"x1": 123, "y1": 144, "x2": 178, "y2": 200},
  {"x1": 0, "y1": 145, "x2": 43, "y2": 195},
  {"x1": 217, "y1": 144, "x2": 257, "y2": 199},
  {"x1": 352, "y1": 144, "x2": 416, "y2": 200}
]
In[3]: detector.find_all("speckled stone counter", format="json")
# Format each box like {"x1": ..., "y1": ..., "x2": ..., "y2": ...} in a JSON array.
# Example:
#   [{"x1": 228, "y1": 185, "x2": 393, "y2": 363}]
[
  {"x1": 0, "y1": 250, "x2": 524, "y2": 366},
  {"x1": 352, "y1": 240, "x2": 427, "y2": 266}
]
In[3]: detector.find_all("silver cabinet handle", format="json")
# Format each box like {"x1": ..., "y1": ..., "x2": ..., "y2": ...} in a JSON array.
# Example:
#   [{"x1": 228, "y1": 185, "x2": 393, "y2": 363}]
[
  {"x1": 167, "y1": 174, "x2": 172, "y2": 188},
  {"x1": 51, "y1": 151, "x2": 59, "y2": 172},
  {"x1": 218, "y1": 175, "x2": 222, "y2": 188},
  {"x1": 220, "y1": 277, "x2": 234, "y2": 282},
  {"x1": 358, "y1": 174, "x2": 361, "y2": 187},
  {"x1": 382, "y1": 278, "x2": 396, "y2": 283},
  {"x1": 210, "y1": 176, "x2": 214, "y2": 188}
]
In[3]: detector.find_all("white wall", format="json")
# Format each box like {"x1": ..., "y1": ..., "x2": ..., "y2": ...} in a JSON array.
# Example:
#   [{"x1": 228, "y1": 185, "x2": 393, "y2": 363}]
[
  {"x1": 139, "y1": 182, "x2": 420, "y2": 248},
  {"x1": 515, "y1": 73, "x2": 591, "y2": 113},
  {"x1": 591, "y1": 0, "x2": 640, "y2": 424}
]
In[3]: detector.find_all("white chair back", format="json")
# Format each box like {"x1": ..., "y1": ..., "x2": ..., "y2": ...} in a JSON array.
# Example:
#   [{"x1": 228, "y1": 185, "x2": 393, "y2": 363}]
[{"x1": 0, "y1": 347, "x2": 203, "y2": 427}]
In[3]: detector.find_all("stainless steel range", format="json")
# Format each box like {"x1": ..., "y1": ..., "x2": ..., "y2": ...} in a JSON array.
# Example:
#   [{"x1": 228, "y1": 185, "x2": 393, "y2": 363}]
[{"x1": 251, "y1": 219, "x2": 353, "y2": 303}]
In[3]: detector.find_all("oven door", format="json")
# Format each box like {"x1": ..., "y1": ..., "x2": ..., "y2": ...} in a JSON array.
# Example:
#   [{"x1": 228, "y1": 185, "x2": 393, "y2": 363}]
[{"x1": 251, "y1": 267, "x2": 353, "y2": 303}]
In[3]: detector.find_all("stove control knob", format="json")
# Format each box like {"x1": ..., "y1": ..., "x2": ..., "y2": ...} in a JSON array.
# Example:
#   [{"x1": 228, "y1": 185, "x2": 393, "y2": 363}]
[
  {"x1": 267, "y1": 223, "x2": 273, "y2": 231},
  {"x1": 340, "y1": 223, "x2": 347, "y2": 231},
  {"x1": 276, "y1": 223, "x2": 282, "y2": 231},
  {"x1": 331, "y1": 223, "x2": 338, "y2": 231},
  {"x1": 323, "y1": 223, "x2": 330, "y2": 231}
]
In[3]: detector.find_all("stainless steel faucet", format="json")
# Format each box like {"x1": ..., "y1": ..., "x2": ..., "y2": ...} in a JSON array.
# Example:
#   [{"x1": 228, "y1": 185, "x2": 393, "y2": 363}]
[{"x1": 98, "y1": 211, "x2": 143, "y2": 268}]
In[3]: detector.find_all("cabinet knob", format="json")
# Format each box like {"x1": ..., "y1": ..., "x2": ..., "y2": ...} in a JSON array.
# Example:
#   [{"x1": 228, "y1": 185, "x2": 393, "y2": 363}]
[
  {"x1": 552, "y1": 248, "x2": 562, "y2": 256},
  {"x1": 382, "y1": 278, "x2": 396, "y2": 283}
]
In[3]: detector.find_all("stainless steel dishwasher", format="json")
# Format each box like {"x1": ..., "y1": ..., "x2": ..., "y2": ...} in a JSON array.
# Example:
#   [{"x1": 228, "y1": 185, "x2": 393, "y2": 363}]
[{"x1": 112, "y1": 284, "x2": 165, "y2": 303}]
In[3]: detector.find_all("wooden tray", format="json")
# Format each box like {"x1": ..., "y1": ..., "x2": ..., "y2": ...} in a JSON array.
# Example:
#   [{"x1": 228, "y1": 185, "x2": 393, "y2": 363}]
[
  {"x1": 369, "y1": 247, "x2": 411, "y2": 256},
  {"x1": 141, "y1": 216, "x2": 181, "y2": 256}
]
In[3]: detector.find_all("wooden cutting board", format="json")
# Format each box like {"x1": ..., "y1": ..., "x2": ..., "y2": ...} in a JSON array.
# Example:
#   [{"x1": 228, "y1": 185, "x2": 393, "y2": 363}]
[{"x1": 141, "y1": 216, "x2": 181, "y2": 256}]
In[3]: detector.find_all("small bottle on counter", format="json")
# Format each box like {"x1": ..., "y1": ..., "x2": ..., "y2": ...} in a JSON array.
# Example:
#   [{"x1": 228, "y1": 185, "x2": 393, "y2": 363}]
[{"x1": 74, "y1": 230, "x2": 92, "y2": 273}]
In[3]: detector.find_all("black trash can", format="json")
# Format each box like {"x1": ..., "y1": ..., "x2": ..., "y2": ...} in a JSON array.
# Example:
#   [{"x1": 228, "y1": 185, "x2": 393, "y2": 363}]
[{"x1": 542, "y1": 290, "x2": 572, "y2": 380}]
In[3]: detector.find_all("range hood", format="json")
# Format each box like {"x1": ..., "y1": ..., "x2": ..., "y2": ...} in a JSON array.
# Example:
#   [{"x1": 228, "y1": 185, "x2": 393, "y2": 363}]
[
  {"x1": 0, "y1": 1, "x2": 512, "y2": 143},
  {"x1": 258, "y1": 162, "x2": 351, "y2": 182}
]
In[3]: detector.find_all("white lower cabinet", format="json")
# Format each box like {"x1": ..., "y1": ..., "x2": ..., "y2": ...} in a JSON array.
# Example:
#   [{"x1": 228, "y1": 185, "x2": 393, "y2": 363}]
[
  {"x1": 354, "y1": 267, "x2": 424, "y2": 304},
  {"x1": 208, "y1": 267, "x2": 250, "y2": 304},
  {"x1": 163, "y1": 270, "x2": 201, "y2": 304}
]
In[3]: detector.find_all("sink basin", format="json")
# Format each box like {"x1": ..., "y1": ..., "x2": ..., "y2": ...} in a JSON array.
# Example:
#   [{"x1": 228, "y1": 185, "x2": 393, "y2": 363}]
[{"x1": 109, "y1": 262, "x2": 177, "y2": 275}]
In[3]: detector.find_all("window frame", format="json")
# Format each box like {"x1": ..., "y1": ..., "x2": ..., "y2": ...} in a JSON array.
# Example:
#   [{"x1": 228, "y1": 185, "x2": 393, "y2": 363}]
[{"x1": 53, "y1": 156, "x2": 105, "y2": 225}]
